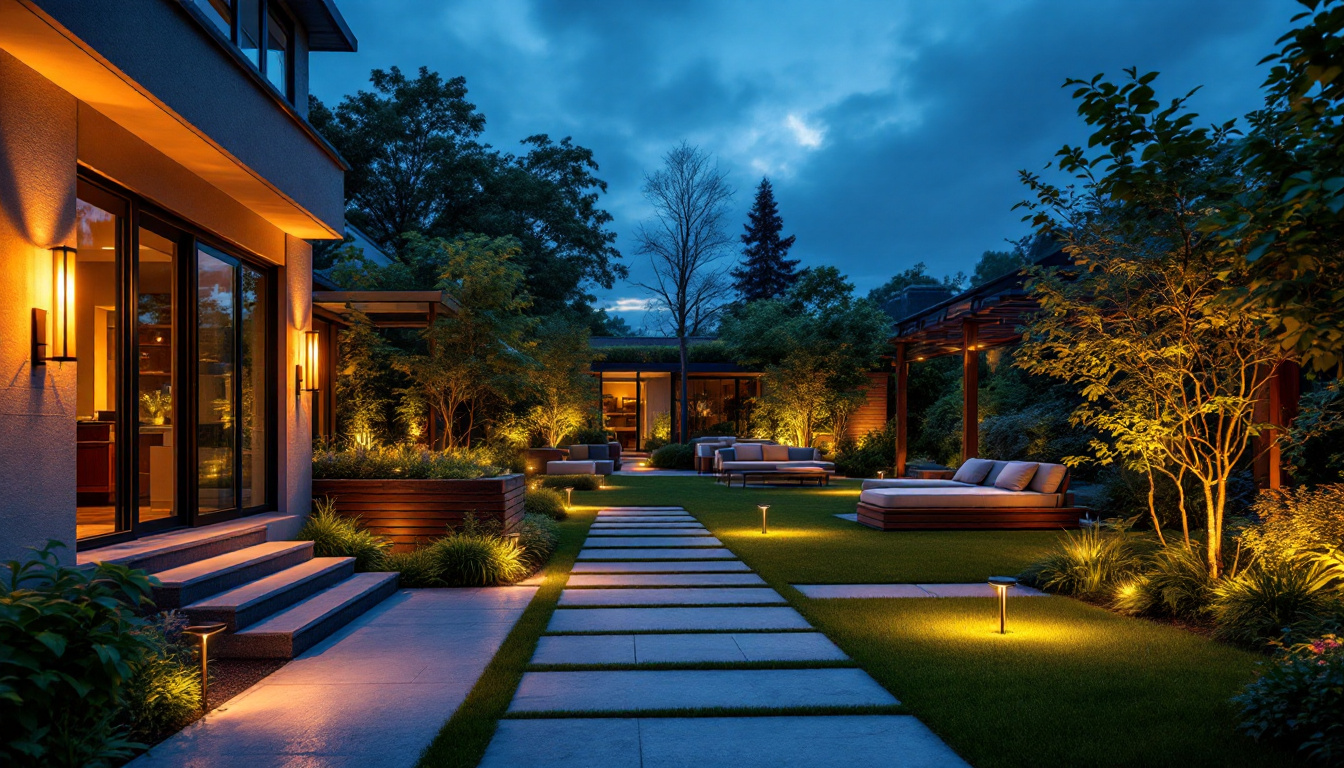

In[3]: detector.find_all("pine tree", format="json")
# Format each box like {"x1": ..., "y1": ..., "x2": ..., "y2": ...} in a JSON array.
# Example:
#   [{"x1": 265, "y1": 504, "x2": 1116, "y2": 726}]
[{"x1": 732, "y1": 177, "x2": 799, "y2": 302}]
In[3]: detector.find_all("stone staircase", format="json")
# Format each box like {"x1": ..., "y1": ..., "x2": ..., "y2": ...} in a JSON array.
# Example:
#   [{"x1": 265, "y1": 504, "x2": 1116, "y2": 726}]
[{"x1": 101, "y1": 522, "x2": 398, "y2": 658}]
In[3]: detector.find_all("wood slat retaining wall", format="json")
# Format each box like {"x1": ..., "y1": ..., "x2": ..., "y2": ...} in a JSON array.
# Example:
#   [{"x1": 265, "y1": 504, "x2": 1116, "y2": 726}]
[{"x1": 313, "y1": 474, "x2": 526, "y2": 551}]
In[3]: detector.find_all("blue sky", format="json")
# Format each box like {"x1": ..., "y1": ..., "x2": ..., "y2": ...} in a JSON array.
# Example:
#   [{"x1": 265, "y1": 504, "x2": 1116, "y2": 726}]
[{"x1": 310, "y1": 0, "x2": 1297, "y2": 328}]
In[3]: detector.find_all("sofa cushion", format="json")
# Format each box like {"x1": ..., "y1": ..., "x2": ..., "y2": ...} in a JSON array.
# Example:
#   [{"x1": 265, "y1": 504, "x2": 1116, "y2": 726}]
[
  {"x1": 720, "y1": 460, "x2": 780, "y2": 471},
  {"x1": 762, "y1": 445, "x2": 791, "y2": 462},
  {"x1": 587, "y1": 444, "x2": 611, "y2": 461},
  {"x1": 776, "y1": 461, "x2": 835, "y2": 471},
  {"x1": 787, "y1": 447, "x2": 816, "y2": 461},
  {"x1": 981, "y1": 460, "x2": 1012, "y2": 486},
  {"x1": 993, "y1": 461, "x2": 1039, "y2": 491},
  {"x1": 569, "y1": 445, "x2": 589, "y2": 460},
  {"x1": 735, "y1": 443, "x2": 764, "y2": 461},
  {"x1": 859, "y1": 487, "x2": 1060, "y2": 509},
  {"x1": 1029, "y1": 463, "x2": 1068, "y2": 494},
  {"x1": 547, "y1": 460, "x2": 596, "y2": 475},
  {"x1": 951, "y1": 458, "x2": 994, "y2": 485},
  {"x1": 860, "y1": 479, "x2": 973, "y2": 490}
]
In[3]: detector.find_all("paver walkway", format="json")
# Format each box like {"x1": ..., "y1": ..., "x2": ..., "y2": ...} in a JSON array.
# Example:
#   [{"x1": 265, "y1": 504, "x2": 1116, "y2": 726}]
[
  {"x1": 132, "y1": 587, "x2": 537, "y2": 768},
  {"x1": 480, "y1": 507, "x2": 970, "y2": 767}
]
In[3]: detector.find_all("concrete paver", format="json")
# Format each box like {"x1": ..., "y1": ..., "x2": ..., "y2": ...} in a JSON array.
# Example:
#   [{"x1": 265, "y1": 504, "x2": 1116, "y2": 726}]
[
  {"x1": 558, "y1": 587, "x2": 784, "y2": 607},
  {"x1": 571, "y1": 561, "x2": 753, "y2": 574},
  {"x1": 548, "y1": 606, "x2": 811, "y2": 633},
  {"x1": 582, "y1": 536, "x2": 723, "y2": 548},
  {"x1": 566, "y1": 573, "x2": 765, "y2": 587},
  {"x1": 577, "y1": 548, "x2": 737, "y2": 560}
]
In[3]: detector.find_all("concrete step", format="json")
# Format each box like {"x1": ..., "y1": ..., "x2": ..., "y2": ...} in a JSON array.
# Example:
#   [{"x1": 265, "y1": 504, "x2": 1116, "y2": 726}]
[
  {"x1": 91, "y1": 524, "x2": 270, "y2": 574},
  {"x1": 183, "y1": 557, "x2": 357, "y2": 631},
  {"x1": 215, "y1": 572, "x2": 400, "y2": 659},
  {"x1": 151, "y1": 541, "x2": 315, "y2": 610}
]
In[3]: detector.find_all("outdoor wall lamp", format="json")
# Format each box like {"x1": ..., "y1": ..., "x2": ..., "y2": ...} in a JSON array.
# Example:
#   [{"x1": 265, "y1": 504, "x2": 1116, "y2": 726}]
[
  {"x1": 33, "y1": 245, "x2": 77, "y2": 365},
  {"x1": 758, "y1": 504, "x2": 770, "y2": 534},
  {"x1": 988, "y1": 576, "x2": 1018, "y2": 634},
  {"x1": 184, "y1": 622, "x2": 227, "y2": 714},
  {"x1": 297, "y1": 329, "x2": 321, "y2": 393}
]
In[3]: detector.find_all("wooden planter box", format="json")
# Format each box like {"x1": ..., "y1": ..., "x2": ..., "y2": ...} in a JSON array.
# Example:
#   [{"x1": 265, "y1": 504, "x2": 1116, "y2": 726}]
[{"x1": 313, "y1": 474, "x2": 526, "y2": 551}]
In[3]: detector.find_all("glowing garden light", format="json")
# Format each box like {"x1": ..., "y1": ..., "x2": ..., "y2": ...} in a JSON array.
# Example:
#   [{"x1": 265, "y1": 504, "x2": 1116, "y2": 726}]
[
  {"x1": 184, "y1": 623, "x2": 227, "y2": 714},
  {"x1": 563, "y1": 486, "x2": 574, "y2": 508},
  {"x1": 988, "y1": 576, "x2": 1017, "y2": 634},
  {"x1": 758, "y1": 504, "x2": 770, "y2": 534}
]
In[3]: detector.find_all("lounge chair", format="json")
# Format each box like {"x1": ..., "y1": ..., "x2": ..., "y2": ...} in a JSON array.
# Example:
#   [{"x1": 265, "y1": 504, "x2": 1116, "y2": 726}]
[{"x1": 856, "y1": 458, "x2": 1084, "y2": 530}]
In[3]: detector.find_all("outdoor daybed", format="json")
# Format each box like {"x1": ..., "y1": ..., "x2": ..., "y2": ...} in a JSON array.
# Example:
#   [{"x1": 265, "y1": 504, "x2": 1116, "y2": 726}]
[{"x1": 856, "y1": 458, "x2": 1084, "y2": 530}]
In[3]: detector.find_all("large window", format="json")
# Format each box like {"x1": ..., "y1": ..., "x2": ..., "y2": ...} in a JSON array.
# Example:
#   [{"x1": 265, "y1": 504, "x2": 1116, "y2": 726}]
[{"x1": 186, "y1": 0, "x2": 294, "y2": 101}]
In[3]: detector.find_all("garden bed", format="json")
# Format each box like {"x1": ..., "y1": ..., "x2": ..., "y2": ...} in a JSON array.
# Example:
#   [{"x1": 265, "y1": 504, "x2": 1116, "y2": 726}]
[{"x1": 313, "y1": 474, "x2": 526, "y2": 551}]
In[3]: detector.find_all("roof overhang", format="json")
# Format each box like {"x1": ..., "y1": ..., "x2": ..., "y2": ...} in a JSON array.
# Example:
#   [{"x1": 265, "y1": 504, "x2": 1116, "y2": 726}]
[
  {"x1": 286, "y1": 0, "x2": 358, "y2": 52},
  {"x1": 313, "y1": 291, "x2": 462, "y2": 328},
  {"x1": 0, "y1": 0, "x2": 342, "y2": 239}
]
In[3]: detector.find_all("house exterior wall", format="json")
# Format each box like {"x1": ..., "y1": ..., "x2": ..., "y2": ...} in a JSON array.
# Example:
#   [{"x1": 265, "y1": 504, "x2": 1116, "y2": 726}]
[{"x1": 844, "y1": 372, "x2": 892, "y2": 440}]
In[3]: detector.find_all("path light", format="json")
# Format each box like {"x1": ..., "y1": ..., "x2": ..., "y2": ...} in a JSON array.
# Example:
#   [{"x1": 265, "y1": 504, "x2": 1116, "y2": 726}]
[
  {"x1": 877, "y1": 470, "x2": 886, "y2": 480},
  {"x1": 988, "y1": 576, "x2": 1017, "y2": 634},
  {"x1": 758, "y1": 504, "x2": 770, "y2": 534},
  {"x1": 563, "y1": 486, "x2": 574, "y2": 509},
  {"x1": 184, "y1": 623, "x2": 227, "y2": 714}
]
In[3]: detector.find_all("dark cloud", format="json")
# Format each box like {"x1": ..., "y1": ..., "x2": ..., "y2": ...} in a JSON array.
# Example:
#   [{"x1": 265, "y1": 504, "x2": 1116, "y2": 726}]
[{"x1": 311, "y1": 0, "x2": 1297, "y2": 324}]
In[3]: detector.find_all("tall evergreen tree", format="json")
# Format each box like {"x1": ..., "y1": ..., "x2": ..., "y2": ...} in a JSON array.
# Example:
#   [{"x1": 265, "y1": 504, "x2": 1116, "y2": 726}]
[{"x1": 731, "y1": 178, "x2": 799, "y2": 302}]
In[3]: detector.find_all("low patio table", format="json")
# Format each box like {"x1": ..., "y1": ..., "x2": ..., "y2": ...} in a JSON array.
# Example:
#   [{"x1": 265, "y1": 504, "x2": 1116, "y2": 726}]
[{"x1": 721, "y1": 468, "x2": 833, "y2": 489}]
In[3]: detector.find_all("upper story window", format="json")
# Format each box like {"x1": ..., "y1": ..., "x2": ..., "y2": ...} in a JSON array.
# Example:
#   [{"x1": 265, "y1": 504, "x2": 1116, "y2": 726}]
[{"x1": 186, "y1": 0, "x2": 294, "y2": 102}]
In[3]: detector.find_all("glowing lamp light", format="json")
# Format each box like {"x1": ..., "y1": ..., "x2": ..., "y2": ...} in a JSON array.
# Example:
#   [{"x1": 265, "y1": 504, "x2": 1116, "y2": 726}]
[
  {"x1": 183, "y1": 623, "x2": 227, "y2": 714},
  {"x1": 988, "y1": 576, "x2": 1017, "y2": 634},
  {"x1": 563, "y1": 486, "x2": 575, "y2": 508},
  {"x1": 34, "y1": 246, "x2": 78, "y2": 364},
  {"x1": 877, "y1": 470, "x2": 886, "y2": 480},
  {"x1": 758, "y1": 504, "x2": 771, "y2": 534},
  {"x1": 301, "y1": 329, "x2": 321, "y2": 392}
]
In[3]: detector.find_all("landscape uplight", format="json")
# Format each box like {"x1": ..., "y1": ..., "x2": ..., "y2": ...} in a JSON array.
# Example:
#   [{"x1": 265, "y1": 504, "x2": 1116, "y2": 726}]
[
  {"x1": 184, "y1": 623, "x2": 227, "y2": 714},
  {"x1": 988, "y1": 576, "x2": 1017, "y2": 634},
  {"x1": 758, "y1": 504, "x2": 770, "y2": 534}
]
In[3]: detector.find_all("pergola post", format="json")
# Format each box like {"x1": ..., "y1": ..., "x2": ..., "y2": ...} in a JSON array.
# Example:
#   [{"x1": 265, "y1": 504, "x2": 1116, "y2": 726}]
[
  {"x1": 1253, "y1": 360, "x2": 1302, "y2": 489},
  {"x1": 962, "y1": 320, "x2": 979, "y2": 463},
  {"x1": 894, "y1": 343, "x2": 909, "y2": 477}
]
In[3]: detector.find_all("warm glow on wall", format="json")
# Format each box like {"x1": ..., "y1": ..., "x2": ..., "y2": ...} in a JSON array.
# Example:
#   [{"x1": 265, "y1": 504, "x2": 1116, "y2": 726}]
[
  {"x1": 303, "y1": 330, "x2": 320, "y2": 392},
  {"x1": 48, "y1": 245, "x2": 76, "y2": 362}
]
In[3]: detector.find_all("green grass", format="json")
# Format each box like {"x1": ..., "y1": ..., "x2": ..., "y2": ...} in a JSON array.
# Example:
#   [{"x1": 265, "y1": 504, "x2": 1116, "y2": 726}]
[{"x1": 415, "y1": 477, "x2": 1304, "y2": 768}]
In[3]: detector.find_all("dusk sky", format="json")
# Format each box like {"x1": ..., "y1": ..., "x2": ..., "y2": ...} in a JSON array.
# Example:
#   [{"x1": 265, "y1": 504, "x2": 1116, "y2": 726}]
[{"x1": 310, "y1": 0, "x2": 1298, "y2": 328}]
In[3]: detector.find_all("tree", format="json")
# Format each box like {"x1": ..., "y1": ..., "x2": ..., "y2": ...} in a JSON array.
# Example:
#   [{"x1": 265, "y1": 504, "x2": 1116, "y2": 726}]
[
  {"x1": 970, "y1": 250, "x2": 1031, "y2": 287},
  {"x1": 525, "y1": 317, "x2": 599, "y2": 447},
  {"x1": 721, "y1": 267, "x2": 891, "y2": 447},
  {"x1": 731, "y1": 177, "x2": 799, "y2": 302},
  {"x1": 866, "y1": 263, "x2": 963, "y2": 316},
  {"x1": 1016, "y1": 68, "x2": 1287, "y2": 577},
  {"x1": 634, "y1": 142, "x2": 736, "y2": 442},
  {"x1": 311, "y1": 67, "x2": 625, "y2": 318},
  {"x1": 394, "y1": 235, "x2": 534, "y2": 449}
]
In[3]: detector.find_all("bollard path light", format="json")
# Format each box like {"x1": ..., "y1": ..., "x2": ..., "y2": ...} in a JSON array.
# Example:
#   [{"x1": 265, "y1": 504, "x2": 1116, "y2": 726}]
[
  {"x1": 988, "y1": 576, "x2": 1018, "y2": 634},
  {"x1": 758, "y1": 504, "x2": 771, "y2": 534},
  {"x1": 877, "y1": 470, "x2": 886, "y2": 480},
  {"x1": 184, "y1": 623, "x2": 227, "y2": 714},
  {"x1": 563, "y1": 486, "x2": 575, "y2": 508}
]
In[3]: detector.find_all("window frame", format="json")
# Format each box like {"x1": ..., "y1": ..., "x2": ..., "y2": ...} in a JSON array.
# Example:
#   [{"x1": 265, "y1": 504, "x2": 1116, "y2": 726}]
[{"x1": 182, "y1": 0, "x2": 295, "y2": 103}]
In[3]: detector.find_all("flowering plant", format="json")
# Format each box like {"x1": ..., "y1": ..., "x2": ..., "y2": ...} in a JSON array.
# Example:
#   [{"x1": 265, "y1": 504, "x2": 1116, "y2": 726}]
[{"x1": 1235, "y1": 632, "x2": 1344, "y2": 763}]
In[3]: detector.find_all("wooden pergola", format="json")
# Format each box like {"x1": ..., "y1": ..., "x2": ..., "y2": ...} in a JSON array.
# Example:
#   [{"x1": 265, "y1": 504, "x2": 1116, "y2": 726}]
[{"x1": 312, "y1": 290, "x2": 462, "y2": 329}]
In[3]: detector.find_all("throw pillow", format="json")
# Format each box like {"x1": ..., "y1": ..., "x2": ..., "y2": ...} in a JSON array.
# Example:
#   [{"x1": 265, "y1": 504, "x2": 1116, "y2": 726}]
[
  {"x1": 569, "y1": 445, "x2": 589, "y2": 460},
  {"x1": 993, "y1": 461, "x2": 1039, "y2": 492},
  {"x1": 951, "y1": 458, "x2": 993, "y2": 485},
  {"x1": 762, "y1": 445, "x2": 791, "y2": 462},
  {"x1": 1029, "y1": 463, "x2": 1068, "y2": 494},
  {"x1": 735, "y1": 443, "x2": 764, "y2": 461}
]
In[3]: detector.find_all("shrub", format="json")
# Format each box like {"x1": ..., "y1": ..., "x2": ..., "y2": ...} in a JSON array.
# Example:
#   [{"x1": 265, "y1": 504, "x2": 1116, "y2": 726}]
[
  {"x1": 979, "y1": 402, "x2": 1094, "y2": 473},
  {"x1": 1241, "y1": 484, "x2": 1344, "y2": 564},
  {"x1": 1210, "y1": 555, "x2": 1344, "y2": 647},
  {"x1": 1098, "y1": 466, "x2": 1257, "y2": 530},
  {"x1": 297, "y1": 499, "x2": 391, "y2": 571},
  {"x1": 122, "y1": 611, "x2": 199, "y2": 743},
  {"x1": 518, "y1": 514, "x2": 560, "y2": 569},
  {"x1": 524, "y1": 488, "x2": 567, "y2": 520},
  {"x1": 1235, "y1": 633, "x2": 1344, "y2": 763},
  {"x1": 428, "y1": 535, "x2": 529, "y2": 587},
  {"x1": 311, "y1": 443, "x2": 502, "y2": 480},
  {"x1": 833, "y1": 421, "x2": 897, "y2": 478},
  {"x1": 1019, "y1": 526, "x2": 1142, "y2": 598},
  {"x1": 1113, "y1": 544, "x2": 1215, "y2": 620},
  {"x1": 539, "y1": 474, "x2": 600, "y2": 491},
  {"x1": 382, "y1": 548, "x2": 443, "y2": 588},
  {"x1": 570, "y1": 426, "x2": 612, "y2": 445},
  {"x1": 1, "y1": 542, "x2": 157, "y2": 767},
  {"x1": 650, "y1": 443, "x2": 695, "y2": 470}
]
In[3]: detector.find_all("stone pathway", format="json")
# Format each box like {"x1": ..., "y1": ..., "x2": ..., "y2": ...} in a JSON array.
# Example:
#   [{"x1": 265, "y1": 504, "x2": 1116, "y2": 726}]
[
  {"x1": 132, "y1": 587, "x2": 537, "y2": 768},
  {"x1": 480, "y1": 507, "x2": 970, "y2": 767}
]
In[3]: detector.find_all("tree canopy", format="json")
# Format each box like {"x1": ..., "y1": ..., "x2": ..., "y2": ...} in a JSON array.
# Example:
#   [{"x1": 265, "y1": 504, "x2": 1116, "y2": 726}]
[{"x1": 731, "y1": 177, "x2": 799, "y2": 302}]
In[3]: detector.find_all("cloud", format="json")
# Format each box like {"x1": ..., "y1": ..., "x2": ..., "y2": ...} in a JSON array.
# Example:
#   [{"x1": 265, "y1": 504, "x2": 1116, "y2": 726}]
[
  {"x1": 603, "y1": 297, "x2": 653, "y2": 313},
  {"x1": 785, "y1": 114, "x2": 824, "y2": 149}
]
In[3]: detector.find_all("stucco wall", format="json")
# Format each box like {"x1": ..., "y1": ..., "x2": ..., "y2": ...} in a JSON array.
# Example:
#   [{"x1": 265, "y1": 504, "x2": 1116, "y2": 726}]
[
  {"x1": 0, "y1": 48, "x2": 79, "y2": 564},
  {"x1": 280, "y1": 234, "x2": 314, "y2": 537}
]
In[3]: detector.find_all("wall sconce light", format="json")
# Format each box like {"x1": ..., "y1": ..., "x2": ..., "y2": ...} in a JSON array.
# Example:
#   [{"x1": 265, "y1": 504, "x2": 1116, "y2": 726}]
[
  {"x1": 34, "y1": 246, "x2": 78, "y2": 365},
  {"x1": 184, "y1": 622, "x2": 227, "y2": 714},
  {"x1": 988, "y1": 576, "x2": 1017, "y2": 634},
  {"x1": 758, "y1": 504, "x2": 770, "y2": 534},
  {"x1": 301, "y1": 329, "x2": 321, "y2": 393}
]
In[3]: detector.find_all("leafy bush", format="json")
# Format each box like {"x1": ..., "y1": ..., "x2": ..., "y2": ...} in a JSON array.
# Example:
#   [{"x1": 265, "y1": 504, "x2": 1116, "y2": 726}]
[
  {"x1": 312, "y1": 444, "x2": 502, "y2": 480},
  {"x1": 1235, "y1": 633, "x2": 1344, "y2": 763},
  {"x1": 524, "y1": 488, "x2": 567, "y2": 520},
  {"x1": 1019, "y1": 526, "x2": 1142, "y2": 598},
  {"x1": 979, "y1": 402, "x2": 1093, "y2": 472},
  {"x1": 650, "y1": 443, "x2": 695, "y2": 470},
  {"x1": 1210, "y1": 555, "x2": 1344, "y2": 647},
  {"x1": 426, "y1": 516, "x2": 529, "y2": 586},
  {"x1": 1, "y1": 542, "x2": 157, "y2": 767},
  {"x1": 539, "y1": 474, "x2": 600, "y2": 491},
  {"x1": 518, "y1": 514, "x2": 559, "y2": 569},
  {"x1": 1241, "y1": 484, "x2": 1344, "y2": 564},
  {"x1": 1098, "y1": 466, "x2": 1257, "y2": 530},
  {"x1": 1113, "y1": 544, "x2": 1215, "y2": 620},
  {"x1": 833, "y1": 421, "x2": 897, "y2": 478},
  {"x1": 381, "y1": 548, "x2": 442, "y2": 588},
  {"x1": 122, "y1": 611, "x2": 199, "y2": 743},
  {"x1": 569, "y1": 426, "x2": 612, "y2": 445},
  {"x1": 297, "y1": 499, "x2": 390, "y2": 571}
]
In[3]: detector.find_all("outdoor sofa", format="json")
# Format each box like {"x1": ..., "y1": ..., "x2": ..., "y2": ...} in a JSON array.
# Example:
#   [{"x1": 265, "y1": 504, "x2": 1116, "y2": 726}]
[
  {"x1": 691, "y1": 436, "x2": 777, "y2": 473},
  {"x1": 713, "y1": 443, "x2": 835, "y2": 485},
  {"x1": 856, "y1": 458, "x2": 1083, "y2": 530},
  {"x1": 545, "y1": 442, "x2": 622, "y2": 475}
]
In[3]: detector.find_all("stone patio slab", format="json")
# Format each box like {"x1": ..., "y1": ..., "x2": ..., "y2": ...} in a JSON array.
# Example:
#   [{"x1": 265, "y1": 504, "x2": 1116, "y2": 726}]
[
  {"x1": 571, "y1": 561, "x2": 753, "y2": 574},
  {"x1": 559, "y1": 587, "x2": 784, "y2": 607},
  {"x1": 547, "y1": 606, "x2": 810, "y2": 632},
  {"x1": 481, "y1": 715, "x2": 968, "y2": 768},
  {"x1": 595, "y1": 517, "x2": 696, "y2": 524},
  {"x1": 507, "y1": 668, "x2": 898, "y2": 712},
  {"x1": 532, "y1": 634, "x2": 636, "y2": 665},
  {"x1": 591, "y1": 522, "x2": 705, "y2": 528},
  {"x1": 730, "y1": 632, "x2": 851, "y2": 662},
  {"x1": 587, "y1": 528, "x2": 712, "y2": 536},
  {"x1": 834, "y1": 512, "x2": 860, "y2": 522},
  {"x1": 795, "y1": 584, "x2": 933, "y2": 599},
  {"x1": 916, "y1": 583, "x2": 1048, "y2": 598},
  {"x1": 582, "y1": 536, "x2": 723, "y2": 548},
  {"x1": 567, "y1": 573, "x2": 765, "y2": 587},
  {"x1": 577, "y1": 548, "x2": 737, "y2": 560}
]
